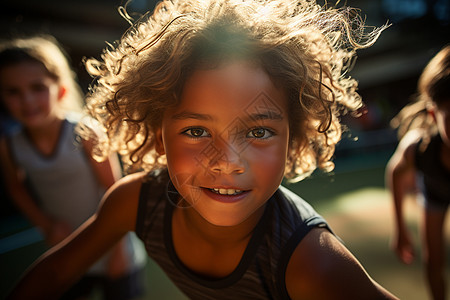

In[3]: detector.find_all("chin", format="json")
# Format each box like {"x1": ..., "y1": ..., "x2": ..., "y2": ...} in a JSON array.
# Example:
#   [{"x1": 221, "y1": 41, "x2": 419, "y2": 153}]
[{"x1": 202, "y1": 213, "x2": 248, "y2": 227}]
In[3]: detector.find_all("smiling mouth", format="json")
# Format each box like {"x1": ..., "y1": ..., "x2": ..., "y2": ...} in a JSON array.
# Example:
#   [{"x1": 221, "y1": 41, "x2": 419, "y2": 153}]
[{"x1": 208, "y1": 188, "x2": 245, "y2": 196}]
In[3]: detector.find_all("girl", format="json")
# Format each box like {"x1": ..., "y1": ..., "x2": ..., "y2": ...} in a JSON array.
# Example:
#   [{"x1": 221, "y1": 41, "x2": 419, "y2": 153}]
[
  {"x1": 386, "y1": 45, "x2": 450, "y2": 300},
  {"x1": 0, "y1": 36, "x2": 146, "y2": 300},
  {"x1": 8, "y1": 1, "x2": 397, "y2": 299}
]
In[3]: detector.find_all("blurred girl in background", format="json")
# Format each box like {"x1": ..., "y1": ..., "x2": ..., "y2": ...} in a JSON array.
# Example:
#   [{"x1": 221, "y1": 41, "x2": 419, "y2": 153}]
[
  {"x1": 387, "y1": 45, "x2": 450, "y2": 300},
  {"x1": 0, "y1": 36, "x2": 146, "y2": 300}
]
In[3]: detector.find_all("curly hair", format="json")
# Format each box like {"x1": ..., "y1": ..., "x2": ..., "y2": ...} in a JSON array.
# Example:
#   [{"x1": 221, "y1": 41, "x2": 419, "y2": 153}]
[
  {"x1": 83, "y1": 0, "x2": 386, "y2": 181},
  {"x1": 391, "y1": 45, "x2": 450, "y2": 146},
  {"x1": 0, "y1": 35, "x2": 84, "y2": 114}
]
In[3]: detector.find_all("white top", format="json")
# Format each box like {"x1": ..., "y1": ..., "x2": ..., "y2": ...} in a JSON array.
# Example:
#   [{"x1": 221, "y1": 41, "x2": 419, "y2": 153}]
[{"x1": 8, "y1": 117, "x2": 146, "y2": 274}]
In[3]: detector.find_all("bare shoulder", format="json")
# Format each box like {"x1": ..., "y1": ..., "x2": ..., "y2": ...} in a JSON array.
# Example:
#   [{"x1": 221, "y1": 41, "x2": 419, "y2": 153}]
[
  {"x1": 104, "y1": 171, "x2": 147, "y2": 199},
  {"x1": 96, "y1": 172, "x2": 148, "y2": 232},
  {"x1": 285, "y1": 227, "x2": 397, "y2": 300},
  {"x1": 386, "y1": 129, "x2": 423, "y2": 174},
  {"x1": 396, "y1": 129, "x2": 423, "y2": 162}
]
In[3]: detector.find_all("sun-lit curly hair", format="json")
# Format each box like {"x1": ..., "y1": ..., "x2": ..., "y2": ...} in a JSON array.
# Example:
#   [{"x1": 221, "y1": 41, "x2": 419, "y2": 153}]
[
  {"x1": 391, "y1": 45, "x2": 450, "y2": 148},
  {"x1": 83, "y1": 0, "x2": 386, "y2": 181}
]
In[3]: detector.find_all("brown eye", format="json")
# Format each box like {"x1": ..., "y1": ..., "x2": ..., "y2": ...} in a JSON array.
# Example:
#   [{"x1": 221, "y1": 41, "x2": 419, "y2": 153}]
[
  {"x1": 251, "y1": 128, "x2": 265, "y2": 138},
  {"x1": 247, "y1": 128, "x2": 273, "y2": 139},
  {"x1": 182, "y1": 127, "x2": 210, "y2": 138},
  {"x1": 191, "y1": 128, "x2": 205, "y2": 137}
]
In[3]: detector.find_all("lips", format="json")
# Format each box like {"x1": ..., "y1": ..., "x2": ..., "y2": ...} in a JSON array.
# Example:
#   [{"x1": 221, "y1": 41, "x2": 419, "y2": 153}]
[
  {"x1": 210, "y1": 188, "x2": 244, "y2": 195},
  {"x1": 202, "y1": 187, "x2": 250, "y2": 203}
]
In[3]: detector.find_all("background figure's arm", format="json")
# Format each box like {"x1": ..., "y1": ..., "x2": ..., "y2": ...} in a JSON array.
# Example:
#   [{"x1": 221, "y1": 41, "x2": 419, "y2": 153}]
[
  {"x1": 6, "y1": 173, "x2": 144, "y2": 300},
  {"x1": 385, "y1": 130, "x2": 420, "y2": 264},
  {"x1": 82, "y1": 137, "x2": 131, "y2": 278},
  {"x1": 0, "y1": 138, "x2": 59, "y2": 241}
]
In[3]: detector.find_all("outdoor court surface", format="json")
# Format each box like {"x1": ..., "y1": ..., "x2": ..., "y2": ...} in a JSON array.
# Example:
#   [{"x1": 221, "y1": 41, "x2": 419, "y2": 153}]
[{"x1": 1, "y1": 164, "x2": 449, "y2": 299}]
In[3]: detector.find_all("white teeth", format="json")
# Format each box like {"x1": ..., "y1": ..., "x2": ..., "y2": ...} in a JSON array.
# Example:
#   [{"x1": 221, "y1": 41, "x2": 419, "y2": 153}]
[{"x1": 212, "y1": 188, "x2": 242, "y2": 195}]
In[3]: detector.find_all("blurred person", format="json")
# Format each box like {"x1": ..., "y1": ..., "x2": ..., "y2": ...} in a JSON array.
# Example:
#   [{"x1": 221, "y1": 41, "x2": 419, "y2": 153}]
[
  {"x1": 0, "y1": 35, "x2": 146, "y2": 300},
  {"x1": 386, "y1": 45, "x2": 450, "y2": 300}
]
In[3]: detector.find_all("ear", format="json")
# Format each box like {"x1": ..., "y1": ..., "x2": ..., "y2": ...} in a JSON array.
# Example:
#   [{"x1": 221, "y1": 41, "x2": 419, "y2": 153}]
[
  {"x1": 154, "y1": 128, "x2": 165, "y2": 155},
  {"x1": 58, "y1": 85, "x2": 67, "y2": 101},
  {"x1": 426, "y1": 103, "x2": 437, "y2": 122}
]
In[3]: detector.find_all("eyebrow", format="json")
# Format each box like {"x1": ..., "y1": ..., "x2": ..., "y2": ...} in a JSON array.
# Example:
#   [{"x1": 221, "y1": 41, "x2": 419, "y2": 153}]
[
  {"x1": 171, "y1": 111, "x2": 214, "y2": 121},
  {"x1": 170, "y1": 110, "x2": 284, "y2": 122},
  {"x1": 248, "y1": 111, "x2": 283, "y2": 121}
]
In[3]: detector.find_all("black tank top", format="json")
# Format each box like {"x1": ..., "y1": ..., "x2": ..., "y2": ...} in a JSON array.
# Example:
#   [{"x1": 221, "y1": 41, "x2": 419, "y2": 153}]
[
  {"x1": 415, "y1": 134, "x2": 450, "y2": 207},
  {"x1": 135, "y1": 169, "x2": 330, "y2": 299}
]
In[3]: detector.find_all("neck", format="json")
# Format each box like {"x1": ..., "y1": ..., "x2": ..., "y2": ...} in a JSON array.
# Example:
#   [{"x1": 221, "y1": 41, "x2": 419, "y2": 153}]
[
  {"x1": 25, "y1": 115, "x2": 63, "y2": 136},
  {"x1": 25, "y1": 117, "x2": 65, "y2": 156},
  {"x1": 170, "y1": 198, "x2": 268, "y2": 279},
  {"x1": 173, "y1": 203, "x2": 266, "y2": 247}
]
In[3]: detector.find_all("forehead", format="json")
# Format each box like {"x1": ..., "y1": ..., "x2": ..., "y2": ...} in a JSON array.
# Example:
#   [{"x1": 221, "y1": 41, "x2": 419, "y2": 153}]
[
  {"x1": 0, "y1": 61, "x2": 50, "y2": 86},
  {"x1": 178, "y1": 61, "x2": 287, "y2": 116}
]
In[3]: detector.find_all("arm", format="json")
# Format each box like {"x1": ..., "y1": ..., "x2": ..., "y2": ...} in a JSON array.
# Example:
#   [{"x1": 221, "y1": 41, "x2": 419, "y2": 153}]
[
  {"x1": 6, "y1": 172, "x2": 145, "y2": 300},
  {"x1": 385, "y1": 130, "x2": 420, "y2": 264},
  {"x1": 82, "y1": 137, "x2": 130, "y2": 278},
  {"x1": 0, "y1": 138, "x2": 67, "y2": 243},
  {"x1": 285, "y1": 227, "x2": 398, "y2": 300}
]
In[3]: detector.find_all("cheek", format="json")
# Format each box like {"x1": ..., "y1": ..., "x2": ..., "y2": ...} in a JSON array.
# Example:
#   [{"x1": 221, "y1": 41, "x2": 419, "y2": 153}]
[
  {"x1": 249, "y1": 144, "x2": 287, "y2": 182},
  {"x1": 38, "y1": 91, "x2": 54, "y2": 107},
  {"x1": 164, "y1": 137, "x2": 205, "y2": 173},
  {"x1": 48, "y1": 85, "x2": 61, "y2": 101}
]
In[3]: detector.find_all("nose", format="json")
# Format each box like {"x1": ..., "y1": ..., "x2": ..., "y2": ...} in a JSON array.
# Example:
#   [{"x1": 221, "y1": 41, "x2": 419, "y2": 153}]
[
  {"x1": 208, "y1": 139, "x2": 246, "y2": 175},
  {"x1": 20, "y1": 91, "x2": 35, "y2": 105}
]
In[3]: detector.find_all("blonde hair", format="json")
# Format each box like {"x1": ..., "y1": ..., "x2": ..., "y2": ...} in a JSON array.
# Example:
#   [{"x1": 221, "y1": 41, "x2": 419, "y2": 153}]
[
  {"x1": 84, "y1": 0, "x2": 386, "y2": 181},
  {"x1": 0, "y1": 35, "x2": 84, "y2": 114},
  {"x1": 391, "y1": 45, "x2": 450, "y2": 144}
]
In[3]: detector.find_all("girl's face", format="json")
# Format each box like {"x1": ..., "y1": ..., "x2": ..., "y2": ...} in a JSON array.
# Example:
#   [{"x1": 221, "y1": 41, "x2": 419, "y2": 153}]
[
  {"x1": 0, "y1": 61, "x2": 63, "y2": 128},
  {"x1": 157, "y1": 61, "x2": 290, "y2": 226}
]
